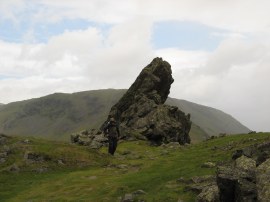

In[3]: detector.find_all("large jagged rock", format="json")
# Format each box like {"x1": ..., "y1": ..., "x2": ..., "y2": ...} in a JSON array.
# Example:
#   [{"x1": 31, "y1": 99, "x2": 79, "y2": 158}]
[{"x1": 103, "y1": 57, "x2": 191, "y2": 145}]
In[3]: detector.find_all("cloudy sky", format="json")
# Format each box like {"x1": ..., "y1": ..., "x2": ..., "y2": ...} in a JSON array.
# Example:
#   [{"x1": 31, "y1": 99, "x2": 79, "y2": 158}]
[{"x1": 0, "y1": 0, "x2": 270, "y2": 131}]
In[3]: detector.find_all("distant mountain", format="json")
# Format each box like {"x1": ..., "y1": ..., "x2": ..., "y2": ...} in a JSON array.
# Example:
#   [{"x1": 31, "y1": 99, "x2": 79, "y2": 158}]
[
  {"x1": 0, "y1": 89, "x2": 250, "y2": 142},
  {"x1": 166, "y1": 98, "x2": 250, "y2": 141}
]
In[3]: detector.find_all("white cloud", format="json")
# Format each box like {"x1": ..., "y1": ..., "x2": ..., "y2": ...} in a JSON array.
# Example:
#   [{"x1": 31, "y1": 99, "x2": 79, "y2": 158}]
[
  {"x1": 137, "y1": 0, "x2": 270, "y2": 33},
  {"x1": 0, "y1": 0, "x2": 25, "y2": 22},
  {"x1": 161, "y1": 38, "x2": 270, "y2": 132},
  {"x1": 2, "y1": 0, "x2": 270, "y2": 33},
  {"x1": 0, "y1": 19, "x2": 154, "y2": 103},
  {"x1": 0, "y1": 0, "x2": 270, "y2": 132}
]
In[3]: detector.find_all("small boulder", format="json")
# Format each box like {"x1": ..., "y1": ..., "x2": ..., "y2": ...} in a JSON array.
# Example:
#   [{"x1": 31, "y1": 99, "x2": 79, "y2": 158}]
[
  {"x1": 121, "y1": 193, "x2": 134, "y2": 202},
  {"x1": 0, "y1": 158, "x2": 6, "y2": 164},
  {"x1": 0, "y1": 152, "x2": 8, "y2": 158},
  {"x1": 22, "y1": 139, "x2": 30, "y2": 144},
  {"x1": 9, "y1": 163, "x2": 20, "y2": 172},
  {"x1": 132, "y1": 190, "x2": 146, "y2": 196},
  {"x1": 0, "y1": 134, "x2": 7, "y2": 145},
  {"x1": 196, "y1": 185, "x2": 219, "y2": 202},
  {"x1": 117, "y1": 164, "x2": 129, "y2": 169},
  {"x1": 57, "y1": 159, "x2": 65, "y2": 165},
  {"x1": 24, "y1": 151, "x2": 50, "y2": 162},
  {"x1": 89, "y1": 140, "x2": 103, "y2": 149},
  {"x1": 201, "y1": 162, "x2": 216, "y2": 168},
  {"x1": 164, "y1": 142, "x2": 181, "y2": 149}
]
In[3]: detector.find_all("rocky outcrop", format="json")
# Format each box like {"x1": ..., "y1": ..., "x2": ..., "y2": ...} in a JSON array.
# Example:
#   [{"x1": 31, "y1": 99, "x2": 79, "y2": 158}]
[
  {"x1": 217, "y1": 161, "x2": 257, "y2": 202},
  {"x1": 189, "y1": 141, "x2": 270, "y2": 202},
  {"x1": 71, "y1": 129, "x2": 107, "y2": 149},
  {"x1": 216, "y1": 141, "x2": 270, "y2": 202},
  {"x1": 103, "y1": 57, "x2": 191, "y2": 145},
  {"x1": 256, "y1": 159, "x2": 270, "y2": 201}
]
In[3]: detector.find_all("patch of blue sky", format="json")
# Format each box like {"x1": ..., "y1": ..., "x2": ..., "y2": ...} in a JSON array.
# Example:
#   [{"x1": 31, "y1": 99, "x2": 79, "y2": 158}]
[
  {"x1": 0, "y1": 18, "x2": 112, "y2": 43},
  {"x1": 0, "y1": 74, "x2": 21, "y2": 80},
  {"x1": 152, "y1": 21, "x2": 227, "y2": 51},
  {"x1": 0, "y1": 19, "x2": 23, "y2": 43},
  {"x1": 33, "y1": 18, "x2": 111, "y2": 42}
]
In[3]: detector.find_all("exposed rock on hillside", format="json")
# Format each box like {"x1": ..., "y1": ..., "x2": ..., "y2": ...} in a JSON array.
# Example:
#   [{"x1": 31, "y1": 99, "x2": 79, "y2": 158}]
[
  {"x1": 195, "y1": 141, "x2": 270, "y2": 202},
  {"x1": 71, "y1": 129, "x2": 107, "y2": 149},
  {"x1": 103, "y1": 57, "x2": 191, "y2": 145}
]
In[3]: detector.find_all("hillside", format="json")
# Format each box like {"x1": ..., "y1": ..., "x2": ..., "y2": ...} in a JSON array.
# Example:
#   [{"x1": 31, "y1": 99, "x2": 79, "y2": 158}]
[
  {"x1": 166, "y1": 98, "x2": 250, "y2": 137},
  {"x1": 1, "y1": 132, "x2": 269, "y2": 201},
  {"x1": 0, "y1": 89, "x2": 249, "y2": 142}
]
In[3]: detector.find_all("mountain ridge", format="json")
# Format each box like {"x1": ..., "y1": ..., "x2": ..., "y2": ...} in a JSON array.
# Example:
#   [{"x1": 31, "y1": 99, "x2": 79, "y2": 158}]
[{"x1": 0, "y1": 89, "x2": 250, "y2": 142}]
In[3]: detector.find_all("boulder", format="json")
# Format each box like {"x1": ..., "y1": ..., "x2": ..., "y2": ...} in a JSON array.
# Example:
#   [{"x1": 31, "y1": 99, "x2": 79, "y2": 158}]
[
  {"x1": 9, "y1": 163, "x2": 20, "y2": 172},
  {"x1": 71, "y1": 131, "x2": 93, "y2": 145},
  {"x1": 102, "y1": 58, "x2": 191, "y2": 145},
  {"x1": 201, "y1": 162, "x2": 216, "y2": 168},
  {"x1": 185, "y1": 175, "x2": 216, "y2": 194},
  {"x1": 89, "y1": 140, "x2": 103, "y2": 149},
  {"x1": 235, "y1": 155, "x2": 256, "y2": 171},
  {"x1": 217, "y1": 165, "x2": 257, "y2": 202},
  {"x1": 0, "y1": 134, "x2": 7, "y2": 145},
  {"x1": 71, "y1": 129, "x2": 107, "y2": 148},
  {"x1": 256, "y1": 159, "x2": 270, "y2": 201},
  {"x1": 121, "y1": 193, "x2": 134, "y2": 202},
  {"x1": 24, "y1": 151, "x2": 51, "y2": 162},
  {"x1": 196, "y1": 185, "x2": 219, "y2": 202},
  {"x1": 132, "y1": 190, "x2": 146, "y2": 196},
  {"x1": 0, "y1": 152, "x2": 7, "y2": 158}
]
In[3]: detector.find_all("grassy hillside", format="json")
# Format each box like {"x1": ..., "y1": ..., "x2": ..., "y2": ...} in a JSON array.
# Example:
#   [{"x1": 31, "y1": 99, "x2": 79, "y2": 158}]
[
  {"x1": 1, "y1": 132, "x2": 269, "y2": 201},
  {"x1": 166, "y1": 98, "x2": 250, "y2": 136},
  {"x1": 0, "y1": 89, "x2": 249, "y2": 142},
  {"x1": 0, "y1": 89, "x2": 125, "y2": 140}
]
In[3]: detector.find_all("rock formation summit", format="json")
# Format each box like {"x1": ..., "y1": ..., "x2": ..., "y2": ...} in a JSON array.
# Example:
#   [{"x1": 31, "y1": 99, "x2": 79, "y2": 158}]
[{"x1": 104, "y1": 57, "x2": 191, "y2": 145}]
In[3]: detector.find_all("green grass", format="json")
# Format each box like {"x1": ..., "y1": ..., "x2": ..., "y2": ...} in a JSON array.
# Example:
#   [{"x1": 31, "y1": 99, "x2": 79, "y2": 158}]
[{"x1": 1, "y1": 133, "x2": 269, "y2": 201}]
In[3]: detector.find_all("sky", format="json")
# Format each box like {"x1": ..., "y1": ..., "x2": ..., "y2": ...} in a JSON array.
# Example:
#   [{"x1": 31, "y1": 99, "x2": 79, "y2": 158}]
[{"x1": 0, "y1": 0, "x2": 270, "y2": 132}]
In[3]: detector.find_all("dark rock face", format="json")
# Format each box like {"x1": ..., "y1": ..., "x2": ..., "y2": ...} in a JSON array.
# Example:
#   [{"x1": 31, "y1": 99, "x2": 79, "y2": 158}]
[{"x1": 104, "y1": 57, "x2": 191, "y2": 145}]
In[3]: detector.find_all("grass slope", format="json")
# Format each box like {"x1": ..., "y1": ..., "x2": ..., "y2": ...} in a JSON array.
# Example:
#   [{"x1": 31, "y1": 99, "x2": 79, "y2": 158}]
[
  {"x1": 166, "y1": 98, "x2": 250, "y2": 136},
  {"x1": 0, "y1": 89, "x2": 125, "y2": 140},
  {"x1": 1, "y1": 132, "x2": 269, "y2": 201},
  {"x1": 0, "y1": 89, "x2": 249, "y2": 142}
]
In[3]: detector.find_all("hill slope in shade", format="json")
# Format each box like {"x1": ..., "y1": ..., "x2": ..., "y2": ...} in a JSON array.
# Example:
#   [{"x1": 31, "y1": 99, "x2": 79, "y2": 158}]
[
  {"x1": 166, "y1": 98, "x2": 250, "y2": 136},
  {"x1": 0, "y1": 89, "x2": 249, "y2": 142}
]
